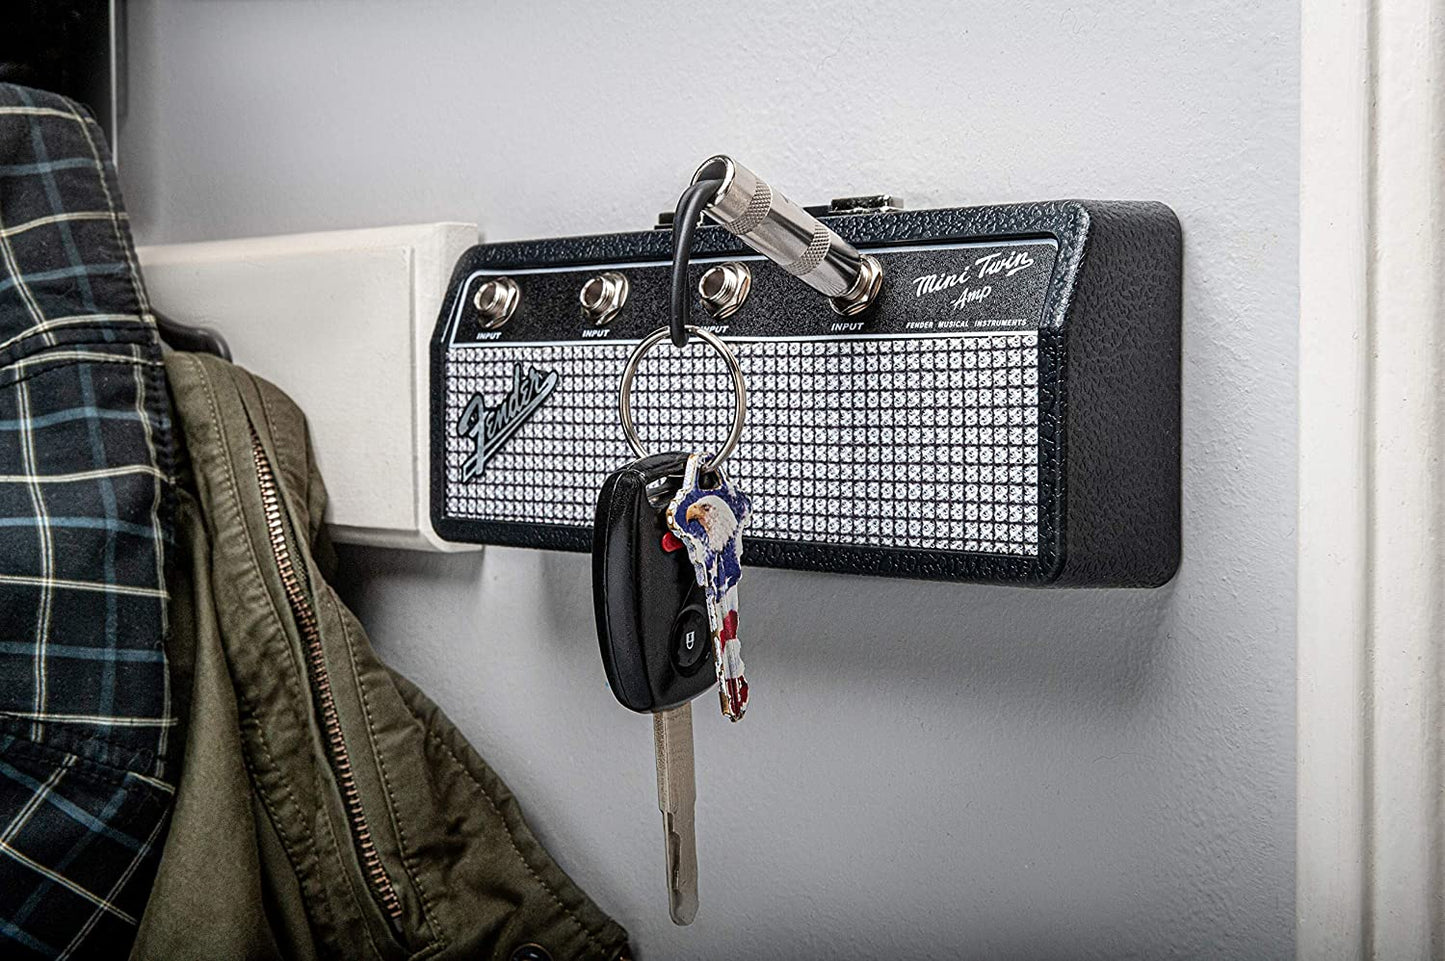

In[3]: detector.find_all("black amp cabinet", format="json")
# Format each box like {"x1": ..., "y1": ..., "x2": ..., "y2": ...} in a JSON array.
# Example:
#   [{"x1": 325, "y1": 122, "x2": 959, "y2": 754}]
[{"x1": 431, "y1": 201, "x2": 1181, "y2": 586}]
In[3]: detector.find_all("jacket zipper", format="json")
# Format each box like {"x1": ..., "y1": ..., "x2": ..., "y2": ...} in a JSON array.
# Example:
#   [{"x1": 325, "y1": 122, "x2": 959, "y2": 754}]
[{"x1": 250, "y1": 428, "x2": 404, "y2": 923}]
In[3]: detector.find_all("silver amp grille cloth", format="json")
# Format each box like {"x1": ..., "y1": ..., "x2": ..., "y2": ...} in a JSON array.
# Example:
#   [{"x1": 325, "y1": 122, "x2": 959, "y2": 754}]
[{"x1": 443, "y1": 332, "x2": 1041, "y2": 555}]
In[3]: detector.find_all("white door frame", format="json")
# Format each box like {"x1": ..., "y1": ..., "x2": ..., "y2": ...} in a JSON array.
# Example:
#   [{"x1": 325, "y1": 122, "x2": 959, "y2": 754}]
[{"x1": 1298, "y1": 0, "x2": 1444, "y2": 957}]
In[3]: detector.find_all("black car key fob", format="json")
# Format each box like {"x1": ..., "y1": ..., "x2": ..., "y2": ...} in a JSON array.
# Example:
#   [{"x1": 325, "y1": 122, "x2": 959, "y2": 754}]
[{"x1": 593, "y1": 452, "x2": 715, "y2": 713}]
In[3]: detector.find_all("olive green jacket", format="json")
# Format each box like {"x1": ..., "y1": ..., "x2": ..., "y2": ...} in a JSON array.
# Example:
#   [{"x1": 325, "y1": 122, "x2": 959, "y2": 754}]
[{"x1": 131, "y1": 352, "x2": 629, "y2": 961}]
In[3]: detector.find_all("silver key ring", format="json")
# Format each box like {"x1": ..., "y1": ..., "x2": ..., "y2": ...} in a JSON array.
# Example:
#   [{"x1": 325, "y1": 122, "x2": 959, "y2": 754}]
[{"x1": 618, "y1": 325, "x2": 746, "y2": 472}]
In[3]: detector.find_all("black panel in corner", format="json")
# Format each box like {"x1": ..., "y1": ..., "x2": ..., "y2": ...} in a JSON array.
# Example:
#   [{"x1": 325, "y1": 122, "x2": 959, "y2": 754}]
[
  {"x1": 429, "y1": 200, "x2": 1181, "y2": 587},
  {"x1": 1056, "y1": 202, "x2": 1183, "y2": 587}
]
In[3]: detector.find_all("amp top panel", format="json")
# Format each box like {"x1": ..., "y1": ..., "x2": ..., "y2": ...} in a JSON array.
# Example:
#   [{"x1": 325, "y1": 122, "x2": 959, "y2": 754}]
[{"x1": 430, "y1": 201, "x2": 1181, "y2": 587}]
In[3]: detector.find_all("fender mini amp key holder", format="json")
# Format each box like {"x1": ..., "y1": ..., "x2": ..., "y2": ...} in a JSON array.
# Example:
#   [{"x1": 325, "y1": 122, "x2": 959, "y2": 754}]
[{"x1": 430, "y1": 162, "x2": 1181, "y2": 587}]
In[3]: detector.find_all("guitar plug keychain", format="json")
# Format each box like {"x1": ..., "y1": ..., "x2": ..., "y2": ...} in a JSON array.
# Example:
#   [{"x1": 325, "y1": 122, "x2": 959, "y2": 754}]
[
  {"x1": 600, "y1": 153, "x2": 884, "y2": 724},
  {"x1": 592, "y1": 156, "x2": 891, "y2": 925}
]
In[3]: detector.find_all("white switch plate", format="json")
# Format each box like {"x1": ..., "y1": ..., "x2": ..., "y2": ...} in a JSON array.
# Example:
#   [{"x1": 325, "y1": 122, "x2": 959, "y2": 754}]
[{"x1": 138, "y1": 223, "x2": 480, "y2": 552}]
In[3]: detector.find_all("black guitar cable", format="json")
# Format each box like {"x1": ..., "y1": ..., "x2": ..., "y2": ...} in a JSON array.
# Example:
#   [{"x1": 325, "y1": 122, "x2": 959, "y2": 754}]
[
  {"x1": 668, "y1": 178, "x2": 723, "y2": 348},
  {"x1": 667, "y1": 157, "x2": 882, "y2": 350}
]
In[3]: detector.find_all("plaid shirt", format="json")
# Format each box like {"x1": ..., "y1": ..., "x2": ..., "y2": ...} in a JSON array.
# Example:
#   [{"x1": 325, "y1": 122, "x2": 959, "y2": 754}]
[{"x1": 0, "y1": 85, "x2": 175, "y2": 959}]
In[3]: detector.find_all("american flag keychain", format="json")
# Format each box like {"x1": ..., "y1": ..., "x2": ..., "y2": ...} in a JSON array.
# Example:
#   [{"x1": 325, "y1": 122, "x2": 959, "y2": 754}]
[
  {"x1": 663, "y1": 452, "x2": 753, "y2": 720},
  {"x1": 619, "y1": 323, "x2": 753, "y2": 722}
]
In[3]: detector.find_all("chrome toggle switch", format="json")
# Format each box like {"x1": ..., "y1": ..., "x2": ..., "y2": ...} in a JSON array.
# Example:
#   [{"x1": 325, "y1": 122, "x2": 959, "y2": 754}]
[
  {"x1": 473, "y1": 277, "x2": 520, "y2": 329},
  {"x1": 580, "y1": 271, "x2": 629, "y2": 325},
  {"x1": 697, "y1": 262, "x2": 751, "y2": 320}
]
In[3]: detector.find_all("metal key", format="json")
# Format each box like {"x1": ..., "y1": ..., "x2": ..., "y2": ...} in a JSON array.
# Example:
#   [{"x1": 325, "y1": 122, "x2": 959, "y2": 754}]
[
  {"x1": 666, "y1": 453, "x2": 753, "y2": 721},
  {"x1": 653, "y1": 704, "x2": 698, "y2": 925},
  {"x1": 593, "y1": 453, "x2": 715, "y2": 925}
]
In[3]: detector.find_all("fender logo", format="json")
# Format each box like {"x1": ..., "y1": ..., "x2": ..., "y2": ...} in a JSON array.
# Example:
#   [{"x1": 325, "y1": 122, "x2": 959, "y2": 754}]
[{"x1": 457, "y1": 364, "x2": 559, "y2": 482}]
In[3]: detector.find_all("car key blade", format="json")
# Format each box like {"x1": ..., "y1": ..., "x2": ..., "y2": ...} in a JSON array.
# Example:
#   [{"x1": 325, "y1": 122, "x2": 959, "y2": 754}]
[{"x1": 653, "y1": 704, "x2": 698, "y2": 925}]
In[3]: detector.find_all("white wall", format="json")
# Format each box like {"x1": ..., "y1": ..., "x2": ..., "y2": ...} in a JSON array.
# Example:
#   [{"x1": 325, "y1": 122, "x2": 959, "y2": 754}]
[{"x1": 121, "y1": 2, "x2": 1298, "y2": 958}]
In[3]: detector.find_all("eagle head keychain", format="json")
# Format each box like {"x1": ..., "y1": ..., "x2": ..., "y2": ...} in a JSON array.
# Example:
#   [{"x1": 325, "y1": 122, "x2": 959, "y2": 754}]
[{"x1": 663, "y1": 451, "x2": 753, "y2": 720}]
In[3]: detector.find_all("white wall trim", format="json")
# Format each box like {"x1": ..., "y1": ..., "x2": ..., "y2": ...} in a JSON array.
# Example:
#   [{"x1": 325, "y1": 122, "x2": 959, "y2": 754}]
[
  {"x1": 1298, "y1": 0, "x2": 1444, "y2": 957},
  {"x1": 138, "y1": 223, "x2": 480, "y2": 552}
]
